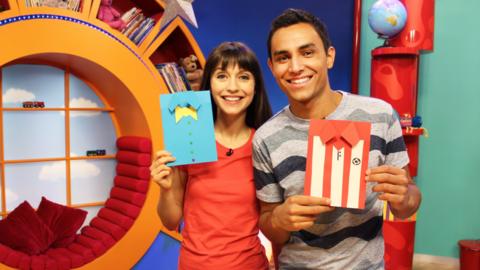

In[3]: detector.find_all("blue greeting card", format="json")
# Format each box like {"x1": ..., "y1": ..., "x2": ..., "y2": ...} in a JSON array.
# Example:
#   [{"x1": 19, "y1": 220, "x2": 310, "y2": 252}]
[{"x1": 160, "y1": 91, "x2": 217, "y2": 166}]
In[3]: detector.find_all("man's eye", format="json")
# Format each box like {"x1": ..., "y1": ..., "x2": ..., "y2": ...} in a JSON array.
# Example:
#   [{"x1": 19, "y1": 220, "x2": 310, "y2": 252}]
[
  {"x1": 275, "y1": 55, "x2": 288, "y2": 63},
  {"x1": 303, "y1": 50, "x2": 314, "y2": 57}
]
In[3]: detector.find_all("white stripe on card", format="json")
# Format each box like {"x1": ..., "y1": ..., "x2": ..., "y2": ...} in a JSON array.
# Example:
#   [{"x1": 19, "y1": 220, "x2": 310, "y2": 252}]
[
  {"x1": 347, "y1": 140, "x2": 364, "y2": 208},
  {"x1": 311, "y1": 136, "x2": 326, "y2": 197},
  {"x1": 331, "y1": 146, "x2": 344, "y2": 207}
]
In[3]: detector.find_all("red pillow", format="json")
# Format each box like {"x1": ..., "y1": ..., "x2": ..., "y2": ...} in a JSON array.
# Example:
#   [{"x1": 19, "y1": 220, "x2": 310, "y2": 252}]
[
  {"x1": 0, "y1": 201, "x2": 54, "y2": 255},
  {"x1": 36, "y1": 197, "x2": 87, "y2": 248}
]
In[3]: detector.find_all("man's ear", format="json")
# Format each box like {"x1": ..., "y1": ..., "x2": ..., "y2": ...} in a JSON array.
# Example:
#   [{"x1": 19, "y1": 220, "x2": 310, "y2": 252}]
[
  {"x1": 326, "y1": 46, "x2": 336, "y2": 69},
  {"x1": 267, "y1": 58, "x2": 273, "y2": 72}
]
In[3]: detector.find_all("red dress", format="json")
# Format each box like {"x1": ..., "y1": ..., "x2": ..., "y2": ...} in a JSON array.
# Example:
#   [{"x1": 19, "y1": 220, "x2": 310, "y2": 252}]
[{"x1": 179, "y1": 131, "x2": 268, "y2": 270}]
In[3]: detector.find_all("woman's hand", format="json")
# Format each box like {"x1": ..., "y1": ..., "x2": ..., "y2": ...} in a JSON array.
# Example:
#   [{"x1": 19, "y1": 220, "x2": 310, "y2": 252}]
[{"x1": 150, "y1": 150, "x2": 176, "y2": 190}]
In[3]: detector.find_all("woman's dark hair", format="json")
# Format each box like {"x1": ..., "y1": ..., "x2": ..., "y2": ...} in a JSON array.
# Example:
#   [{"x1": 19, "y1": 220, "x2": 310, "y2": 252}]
[
  {"x1": 200, "y1": 41, "x2": 272, "y2": 129},
  {"x1": 267, "y1": 8, "x2": 332, "y2": 58}
]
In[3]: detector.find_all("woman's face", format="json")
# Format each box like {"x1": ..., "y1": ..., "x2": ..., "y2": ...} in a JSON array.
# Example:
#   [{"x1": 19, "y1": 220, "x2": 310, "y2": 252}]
[{"x1": 210, "y1": 63, "x2": 255, "y2": 119}]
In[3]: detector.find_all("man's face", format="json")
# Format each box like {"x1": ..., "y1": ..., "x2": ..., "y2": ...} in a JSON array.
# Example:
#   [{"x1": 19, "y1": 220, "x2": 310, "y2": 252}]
[{"x1": 268, "y1": 23, "x2": 335, "y2": 106}]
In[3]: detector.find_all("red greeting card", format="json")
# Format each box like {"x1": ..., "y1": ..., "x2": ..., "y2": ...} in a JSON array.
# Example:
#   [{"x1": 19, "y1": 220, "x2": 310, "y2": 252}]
[{"x1": 305, "y1": 120, "x2": 371, "y2": 209}]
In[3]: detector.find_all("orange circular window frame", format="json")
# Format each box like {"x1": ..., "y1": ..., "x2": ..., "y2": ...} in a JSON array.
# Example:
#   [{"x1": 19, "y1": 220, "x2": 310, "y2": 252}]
[{"x1": 0, "y1": 9, "x2": 203, "y2": 269}]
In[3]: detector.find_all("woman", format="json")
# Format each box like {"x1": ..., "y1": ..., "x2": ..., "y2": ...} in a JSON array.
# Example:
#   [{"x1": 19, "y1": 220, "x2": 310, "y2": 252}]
[{"x1": 151, "y1": 42, "x2": 272, "y2": 270}]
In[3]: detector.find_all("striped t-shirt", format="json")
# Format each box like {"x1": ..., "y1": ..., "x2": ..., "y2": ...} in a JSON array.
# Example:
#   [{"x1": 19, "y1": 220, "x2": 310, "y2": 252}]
[{"x1": 253, "y1": 91, "x2": 409, "y2": 270}]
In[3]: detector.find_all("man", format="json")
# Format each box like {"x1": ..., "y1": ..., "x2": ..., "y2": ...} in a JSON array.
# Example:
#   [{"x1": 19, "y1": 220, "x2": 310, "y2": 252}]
[{"x1": 253, "y1": 8, "x2": 422, "y2": 269}]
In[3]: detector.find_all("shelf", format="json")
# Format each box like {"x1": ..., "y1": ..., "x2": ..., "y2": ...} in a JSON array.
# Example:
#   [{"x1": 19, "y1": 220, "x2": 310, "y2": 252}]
[
  {"x1": 145, "y1": 17, "x2": 204, "y2": 66},
  {"x1": 17, "y1": 0, "x2": 91, "y2": 18},
  {"x1": 402, "y1": 127, "x2": 425, "y2": 137},
  {"x1": 90, "y1": 0, "x2": 164, "y2": 50},
  {"x1": 372, "y1": 46, "x2": 419, "y2": 57},
  {"x1": 0, "y1": 0, "x2": 19, "y2": 13}
]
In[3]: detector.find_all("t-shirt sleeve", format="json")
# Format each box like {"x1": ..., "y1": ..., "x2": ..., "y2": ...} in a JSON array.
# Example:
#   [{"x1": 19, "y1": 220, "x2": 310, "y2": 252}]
[
  {"x1": 384, "y1": 108, "x2": 410, "y2": 168},
  {"x1": 252, "y1": 135, "x2": 284, "y2": 203}
]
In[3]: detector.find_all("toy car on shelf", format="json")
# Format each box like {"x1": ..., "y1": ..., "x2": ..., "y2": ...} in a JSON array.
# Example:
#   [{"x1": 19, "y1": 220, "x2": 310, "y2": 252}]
[
  {"x1": 22, "y1": 101, "x2": 45, "y2": 108},
  {"x1": 86, "y1": 149, "x2": 107, "y2": 156}
]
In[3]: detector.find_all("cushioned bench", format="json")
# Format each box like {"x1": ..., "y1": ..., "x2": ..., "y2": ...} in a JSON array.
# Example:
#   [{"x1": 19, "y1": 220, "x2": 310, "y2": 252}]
[{"x1": 0, "y1": 136, "x2": 152, "y2": 270}]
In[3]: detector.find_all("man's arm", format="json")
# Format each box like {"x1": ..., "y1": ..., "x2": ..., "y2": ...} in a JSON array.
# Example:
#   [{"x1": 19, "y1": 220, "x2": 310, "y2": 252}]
[
  {"x1": 366, "y1": 165, "x2": 421, "y2": 219},
  {"x1": 259, "y1": 195, "x2": 334, "y2": 245}
]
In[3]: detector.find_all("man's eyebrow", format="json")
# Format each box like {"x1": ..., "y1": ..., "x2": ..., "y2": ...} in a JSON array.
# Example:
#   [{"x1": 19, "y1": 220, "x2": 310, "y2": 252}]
[
  {"x1": 272, "y1": 50, "x2": 288, "y2": 57},
  {"x1": 272, "y1": 43, "x2": 317, "y2": 57},
  {"x1": 299, "y1": 43, "x2": 316, "y2": 50}
]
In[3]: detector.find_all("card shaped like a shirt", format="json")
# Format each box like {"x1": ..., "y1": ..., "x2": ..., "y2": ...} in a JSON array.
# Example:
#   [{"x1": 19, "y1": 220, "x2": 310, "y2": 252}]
[
  {"x1": 160, "y1": 91, "x2": 217, "y2": 166},
  {"x1": 305, "y1": 120, "x2": 371, "y2": 209}
]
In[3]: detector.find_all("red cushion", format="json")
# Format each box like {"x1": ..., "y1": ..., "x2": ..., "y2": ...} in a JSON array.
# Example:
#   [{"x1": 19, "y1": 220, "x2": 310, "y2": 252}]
[
  {"x1": 89, "y1": 217, "x2": 126, "y2": 240},
  {"x1": 81, "y1": 226, "x2": 116, "y2": 249},
  {"x1": 0, "y1": 201, "x2": 54, "y2": 255},
  {"x1": 56, "y1": 248, "x2": 86, "y2": 268},
  {"x1": 114, "y1": 176, "x2": 149, "y2": 193},
  {"x1": 98, "y1": 208, "x2": 134, "y2": 230},
  {"x1": 0, "y1": 243, "x2": 13, "y2": 262},
  {"x1": 30, "y1": 255, "x2": 46, "y2": 270},
  {"x1": 110, "y1": 187, "x2": 146, "y2": 207},
  {"x1": 3, "y1": 249, "x2": 29, "y2": 269},
  {"x1": 116, "y1": 163, "x2": 151, "y2": 179},
  {"x1": 105, "y1": 198, "x2": 141, "y2": 219},
  {"x1": 75, "y1": 235, "x2": 107, "y2": 257},
  {"x1": 67, "y1": 243, "x2": 95, "y2": 264},
  {"x1": 36, "y1": 197, "x2": 87, "y2": 248},
  {"x1": 116, "y1": 150, "x2": 152, "y2": 166},
  {"x1": 116, "y1": 136, "x2": 152, "y2": 153}
]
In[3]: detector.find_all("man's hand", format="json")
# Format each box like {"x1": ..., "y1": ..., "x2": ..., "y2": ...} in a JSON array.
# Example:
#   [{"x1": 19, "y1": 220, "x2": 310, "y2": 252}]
[
  {"x1": 366, "y1": 165, "x2": 421, "y2": 218},
  {"x1": 271, "y1": 195, "x2": 334, "y2": 231}
]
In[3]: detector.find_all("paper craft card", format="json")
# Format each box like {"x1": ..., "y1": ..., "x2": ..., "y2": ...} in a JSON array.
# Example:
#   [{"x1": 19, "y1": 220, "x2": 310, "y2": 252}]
[
  {"x1": 304, "y1": 120, "x2": 371, "y2": 209},
  {"x1": 160, "y1": 91, "x2": 217, "y2": 166}
]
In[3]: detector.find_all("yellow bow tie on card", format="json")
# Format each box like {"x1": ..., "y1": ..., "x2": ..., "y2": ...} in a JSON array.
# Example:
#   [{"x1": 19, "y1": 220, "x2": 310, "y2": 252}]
[{"x1": 175, "y1": 106, "x2": 198, "y2": 123}]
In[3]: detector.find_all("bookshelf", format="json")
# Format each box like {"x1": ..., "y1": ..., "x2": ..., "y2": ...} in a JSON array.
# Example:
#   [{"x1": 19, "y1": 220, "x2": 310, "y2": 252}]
[{"x1": 0, "y1": 0, "x2": 203, "y2": 267}]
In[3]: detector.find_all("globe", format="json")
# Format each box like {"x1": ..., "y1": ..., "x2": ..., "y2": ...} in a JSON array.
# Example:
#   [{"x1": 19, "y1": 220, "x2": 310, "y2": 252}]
[{"x1": 368, "y1": 0, "x2": 407, "y2": 39}]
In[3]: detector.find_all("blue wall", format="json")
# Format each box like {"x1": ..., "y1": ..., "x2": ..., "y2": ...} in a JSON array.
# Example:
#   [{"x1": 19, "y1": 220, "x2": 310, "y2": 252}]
[{"x1": 188, "y1": 0, "x2": 356, "y2": 113}]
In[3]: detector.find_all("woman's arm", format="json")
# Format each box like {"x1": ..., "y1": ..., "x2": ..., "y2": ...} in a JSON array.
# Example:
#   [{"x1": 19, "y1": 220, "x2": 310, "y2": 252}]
[{"x1": 151, "y1": 150, "x2": 188, "y2": 230}]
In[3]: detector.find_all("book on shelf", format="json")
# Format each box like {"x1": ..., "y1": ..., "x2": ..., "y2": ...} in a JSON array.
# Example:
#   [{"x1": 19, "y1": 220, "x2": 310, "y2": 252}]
[
  {"x1": 155, "y1": 63, "x2": 192, "y2": 93},
  {"x1": 24, "y1": 0, "x2": 81, "y2": 11},
  {"x1": 115, "y1": 7, "x2": 155, "y2": 45}
]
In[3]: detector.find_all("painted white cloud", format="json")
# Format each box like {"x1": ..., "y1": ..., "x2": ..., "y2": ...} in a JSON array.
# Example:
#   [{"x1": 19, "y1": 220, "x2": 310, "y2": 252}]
[
  {"x1": 5, "y1": 188, "x2": 19, "y2": 205},
  {"x1": 39, "y1": 161, "x2": 66, "y2": 182},
  {"x1": 2, "y1": 88, "x2": 36, "y2": 103},
  {"x1": 71, "y1": 159, "x2": 101, "y2": 179},
  {"x1": 68, "y1": 97, "x2": 101, "y2": 117},
  {"x1": 38, "y1": 157, "x2": 101, "y2": 182}
]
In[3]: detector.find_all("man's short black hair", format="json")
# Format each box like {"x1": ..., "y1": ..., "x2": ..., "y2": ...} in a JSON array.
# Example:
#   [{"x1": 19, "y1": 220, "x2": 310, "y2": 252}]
[{"x1": 267, "y1": 8, "x2": 332, "y2": 58}]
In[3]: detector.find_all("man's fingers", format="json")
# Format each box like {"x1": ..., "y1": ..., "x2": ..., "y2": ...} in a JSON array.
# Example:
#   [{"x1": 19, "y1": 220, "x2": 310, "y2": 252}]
[
  {"x1": 366, "y1": 172, "x2": 408, "y2": 185},
  {"x1": 289, "y1": 204, "x2": 335, "y2": 216},
  {"x1": 372, "y1": 183, "x2": 408, "y2": 195},
  {"x1": 378, "y1": 193, "x2": 404, "y2": 204},
  {"x1": 366, "y1": 165, "x2": 406, "y2": 176},
  {"x1": 287, "y1": 195, "x2": 331, "y2": 206},
  {"x1": 291, "y1": 221, "x2": 316, "y2": 231}
]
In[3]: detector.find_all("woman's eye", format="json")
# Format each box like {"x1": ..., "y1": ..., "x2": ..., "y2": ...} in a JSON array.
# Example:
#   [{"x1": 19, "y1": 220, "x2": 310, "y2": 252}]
[
  {"x1": 239, "y1": 74, "x2": 251, "y2": 80},
  {"x1": 216, "y1": 74, "x2": 227, "y2": 79}
]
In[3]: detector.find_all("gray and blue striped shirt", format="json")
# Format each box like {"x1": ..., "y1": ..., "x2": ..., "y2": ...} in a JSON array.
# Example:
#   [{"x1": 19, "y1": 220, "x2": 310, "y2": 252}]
[{"x1": 253, "y1": 91, "x2": 409, "y2": 270}]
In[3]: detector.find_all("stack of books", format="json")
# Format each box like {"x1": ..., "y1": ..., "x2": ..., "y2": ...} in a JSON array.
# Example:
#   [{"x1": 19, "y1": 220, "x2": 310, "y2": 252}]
[
  {"x1": 25, "y1": 0, "x2": 82, "y2": 11},
  {"x1": 155, "y1": 63, "x2": 191, "y2": 93},
  {"x1": 120, "y1": 7, "x2": 155, "y2": 45}
]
